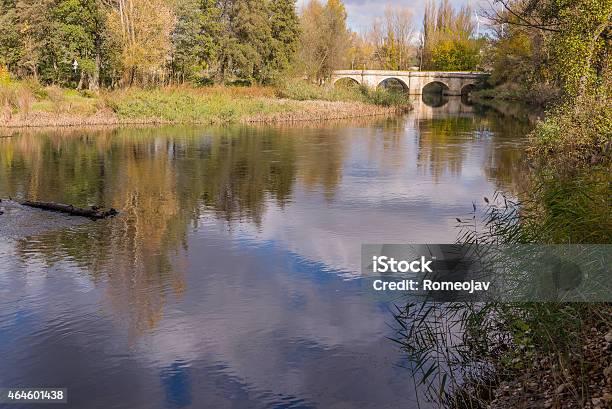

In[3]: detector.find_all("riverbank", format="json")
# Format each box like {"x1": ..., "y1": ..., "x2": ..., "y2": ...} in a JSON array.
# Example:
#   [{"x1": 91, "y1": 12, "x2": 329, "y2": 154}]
[
  {"x1": 470, "y1": 82, "x2": 561, "y2": 107},
  {"x1": 0, "y1": 82, "x2": 411, "y2": 129}
]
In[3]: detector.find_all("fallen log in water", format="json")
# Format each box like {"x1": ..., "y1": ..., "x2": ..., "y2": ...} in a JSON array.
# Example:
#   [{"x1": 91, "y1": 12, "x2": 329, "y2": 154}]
[{"x1": 20, "y1": 200, "x2": 119, "y2": 220}]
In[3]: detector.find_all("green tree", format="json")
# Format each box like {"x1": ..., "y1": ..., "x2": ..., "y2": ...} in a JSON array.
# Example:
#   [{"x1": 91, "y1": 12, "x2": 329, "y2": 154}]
[
  {"x1": 0, "y1": 0, "x2": 22, "y2": 73},
  {"x1": 430, "y1": 37, "x2": 482, "y2": 71},
  {"x1": 216, "y1": 0, "x2": 274, "y2": 82},
  {"x1": 488, "y1": 0, "x2": 611, "y2": 97},
  {"x1": 170, "y1": 0, "x2": 220, "y2": 82},
  {"x1": 8, "y1": 0, "x2": 56, "y2": 80},
  {"x1": 265, "y1": 0, "x2": 300, "y2": 81},
  {"x1": 52, "y1": 0, "x2": 105, "y2": 89}
]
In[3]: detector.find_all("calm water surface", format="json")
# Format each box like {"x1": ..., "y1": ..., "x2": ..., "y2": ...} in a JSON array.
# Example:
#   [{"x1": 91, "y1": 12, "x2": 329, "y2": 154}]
[{"x1": 0, "y1": 99, "x2": 531, "y2": 408}]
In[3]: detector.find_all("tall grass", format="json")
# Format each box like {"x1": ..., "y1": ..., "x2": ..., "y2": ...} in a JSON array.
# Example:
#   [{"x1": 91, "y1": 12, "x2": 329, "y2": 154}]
[
  {"x1": 0, "y1": 80, "x2": 101, "y2": 119},
  {"x1": 393, "y1": 169, "x2": 611, "y2": 408},
  {"x1": 102, "y1": 87, "x2": 294, "y2": 124},
  {"x1": 275, "y1": 78, "x2": 412, "y2": 110}
]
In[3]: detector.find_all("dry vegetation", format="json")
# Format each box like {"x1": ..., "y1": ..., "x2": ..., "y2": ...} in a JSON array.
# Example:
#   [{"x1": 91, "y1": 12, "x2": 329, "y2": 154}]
[{"x1": 0, "y1": 82, "x2": 407, "y2": 128}]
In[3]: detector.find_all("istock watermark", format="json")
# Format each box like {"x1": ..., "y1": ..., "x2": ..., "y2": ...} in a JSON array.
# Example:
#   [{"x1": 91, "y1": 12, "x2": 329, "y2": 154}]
[
  {"x1": 361, "y1": 244, "x2": 611, "y2": 302},
  {"x1": 372, "y1": 256, "x2": 433, "y2": 273}
]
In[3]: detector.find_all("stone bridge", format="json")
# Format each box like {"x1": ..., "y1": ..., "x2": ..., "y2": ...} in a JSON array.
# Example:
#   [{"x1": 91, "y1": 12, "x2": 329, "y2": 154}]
[{"x1": 331, "y1": 70, "x2": 489, "y2": 96}]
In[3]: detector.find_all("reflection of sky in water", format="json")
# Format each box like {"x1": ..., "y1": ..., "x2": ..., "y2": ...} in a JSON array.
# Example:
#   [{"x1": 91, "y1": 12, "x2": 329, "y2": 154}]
[{"x1": 0, "y1": 103, "x2": 529, "y2": 408}]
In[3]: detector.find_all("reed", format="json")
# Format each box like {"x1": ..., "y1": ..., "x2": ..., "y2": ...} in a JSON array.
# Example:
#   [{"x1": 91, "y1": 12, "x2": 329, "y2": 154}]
[{"x1": 393, "y1": 172, "x2": 611, "y2": 408}]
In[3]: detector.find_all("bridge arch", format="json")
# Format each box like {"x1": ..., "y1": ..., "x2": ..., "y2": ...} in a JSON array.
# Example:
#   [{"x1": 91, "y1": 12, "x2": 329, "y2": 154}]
[
  {"x1": 332, "y1": 76, "x2": 361, "y2": 86},
  {"x1": 377, "y1": 77, "x2": 409, "y2": 93},
  {"x1": 460, "y1": 83, "x2": 476, "y2": 95},
  {"x1": 422, "y1": 80, "x2": 450, "y2": 95}
]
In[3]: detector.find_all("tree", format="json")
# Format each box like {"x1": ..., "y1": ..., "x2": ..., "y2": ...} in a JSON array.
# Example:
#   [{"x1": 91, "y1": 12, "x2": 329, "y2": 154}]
[
  {"x1": 266, "y1": 0, "x2": 300, "y2": 81},
  {"x1": 0, "y1": 0, "x2": 305, "y2": 87},
  {"x1": 7, "y1": 0, "x2": 56, "y2": 80},
  {"x1": 368, "y1": 5, "x2": 415, "y2": 70},
  {"x1": 215, "y1": 0, "x2": 274, "y2": 82},
  {"x1": 0, "y1": 0, "x2": 23, "y2": 74},
  {"x1": 106, "y1": 0, "x2": 176, "y2": 85},
  {"x1": 298, "y1": 0, "x2": 350, "y2": 83},
  {"x1": 422, "y1": 0, "x2": 481, "y2": 71},
  {"x1": 169, "y1": 0, "x2": 220, "y2": 82},
  {"x1": 430, "y1": 37, "x2": 482, "y2": 71},
  {"x1": 53, "y1": 0, "x2": 105, "y2": 89},
  {"x1": 486, "y1": 0, "x2": 611, "y2": 97}
]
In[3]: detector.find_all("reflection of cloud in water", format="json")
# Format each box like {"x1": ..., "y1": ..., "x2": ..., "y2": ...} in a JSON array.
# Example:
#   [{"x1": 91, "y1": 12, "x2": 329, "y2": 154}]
[
  {"x1": 137, "y1": 228, "x2": 417, "y2": 408},
  {"x1": 224, "y1": 123, "x2": 505, "y2": 275}
]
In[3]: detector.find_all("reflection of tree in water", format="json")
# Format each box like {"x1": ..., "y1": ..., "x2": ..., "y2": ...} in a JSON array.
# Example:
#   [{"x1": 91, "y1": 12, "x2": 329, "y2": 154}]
[
  {"x1": 295, "y1": 130, "x2": 348, "y2": 200},
  {"x1": 361, "y1": 117, "x2": 412, "y2": 173},
  {"x1": 477, "y1": 108, "x2": 533, "y2": 192},
  {"x1": 6, "y1": 130, "x2": 188, "y2": 337},
  {"x1": 416, "y1": 116, "x2": 475, "y2": 182},
  {"x1": 192, "y1": 127, "x2": 298, "y2": 224},
  {"x1": 0, "y1": 125, "x2": 348, "y2": 335},
  {"x1": 415, "y1": 109, "x2": 530, "y2": 191}
]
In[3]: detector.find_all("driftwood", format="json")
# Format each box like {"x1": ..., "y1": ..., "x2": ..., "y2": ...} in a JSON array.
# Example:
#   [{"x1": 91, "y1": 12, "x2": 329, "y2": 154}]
[{"x1": 20, "y1": 200, "x2": 119, "y2": 220}]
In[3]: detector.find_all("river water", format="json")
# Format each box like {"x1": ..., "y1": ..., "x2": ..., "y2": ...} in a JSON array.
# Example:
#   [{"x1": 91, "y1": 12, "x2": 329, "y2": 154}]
[{"x1": 0, "y1": 98, "x2": 530, "y2": 408}]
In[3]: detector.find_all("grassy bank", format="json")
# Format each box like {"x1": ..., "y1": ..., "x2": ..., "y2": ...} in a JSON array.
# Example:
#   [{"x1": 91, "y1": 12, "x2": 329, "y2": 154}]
[{"x1": 0, "y1": 80, "x2": 411, "y2": 128}]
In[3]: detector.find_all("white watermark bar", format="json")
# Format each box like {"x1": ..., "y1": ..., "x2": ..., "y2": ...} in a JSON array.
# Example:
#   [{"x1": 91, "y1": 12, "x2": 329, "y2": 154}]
[
  {"x1": 361, "y1": 244, "x2": 611, "y2": 302},
  {"x1": 0, "y1": 388, "x2": 67, "y2": 404}
]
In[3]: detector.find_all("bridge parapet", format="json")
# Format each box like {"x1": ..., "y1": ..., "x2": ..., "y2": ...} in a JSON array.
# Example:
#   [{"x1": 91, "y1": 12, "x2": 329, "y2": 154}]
[{"x1": 331, "y1": 70, "x2": 489, "y2": 96}]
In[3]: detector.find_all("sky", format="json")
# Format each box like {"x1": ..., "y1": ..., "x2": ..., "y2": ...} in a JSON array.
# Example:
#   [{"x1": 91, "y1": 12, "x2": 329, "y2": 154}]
[{"x1": 297, "y1": 0, "x2": 491, "y2": 33}]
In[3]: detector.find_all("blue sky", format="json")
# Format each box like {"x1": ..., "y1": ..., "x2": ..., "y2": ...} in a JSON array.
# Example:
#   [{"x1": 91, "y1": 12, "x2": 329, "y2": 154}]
[{"x1": 297, "y1": 0, "x2": 491, "y2": 33}]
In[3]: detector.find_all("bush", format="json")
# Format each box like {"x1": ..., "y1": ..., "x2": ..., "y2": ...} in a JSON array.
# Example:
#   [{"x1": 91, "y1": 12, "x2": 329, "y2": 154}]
[
  {"x1": 0, "y1": 84, "x2": 16, "y2": 108},
  {"x1": 103, "y1": 87, "x2": 291, "y2": 124},
  {"x1": 15, "y1": 87, "x2": 34, "y2": 116},
  {"x1": 274, "y1": 78, "x2": 330, "y2": 100},
  {"x1": 23, "y1": 79, "x2": 48, "y2": 99},
  {"x1": 528, "y1": 91, "x2": 611, "y2": 168},
  {"x1": 0, "y1": 83, "x2": 35, "y2": 116},
  {"x1": 194, "y1": 76, "x2": 214, "y2": 87},
  {"x1": 363, "y1": 87, "x2": 410, "y2": 108},
  {"x1": 225, "y1": 79, "x2": 252, "y2": 87},
  {"x1": 471, "y1": 82, "x2": 561, "y2": 107},
  {"x1": 0, "y1": 65, "x2": 11, "y2": 86}
]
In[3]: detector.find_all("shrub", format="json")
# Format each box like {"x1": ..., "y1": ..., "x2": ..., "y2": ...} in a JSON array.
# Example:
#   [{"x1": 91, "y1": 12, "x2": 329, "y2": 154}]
[
  {"x1": 16, "y1": 87, "x2": 34, "y2": 116},
  {"x1": 275, "y1": 78, "x2": 329, "y2": 100},
  {"x1": 0, "y1": 84, "x2": 16, "y2": 109},
  {"x1": 23, "y1": 79, "x2": 48, "y2": 99},
  {"x1": 194, "y1": 76, "x2": 214, "y2": 87},
  {"x1": 0, "y1": 65, "x2": 11, "y2": 86},
  {"x1": 528, "y1": 91, "x2": 611, "y2": 168}
]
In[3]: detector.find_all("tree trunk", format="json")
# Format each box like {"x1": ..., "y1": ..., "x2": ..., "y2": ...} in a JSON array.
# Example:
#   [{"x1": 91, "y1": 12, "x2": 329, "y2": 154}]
[
  {"x1": 90, "y1": 49, "x2": 101, "y2": 91},
  {"x1": 77, "y1": 71, "x2": 85, "y2": 90},
  {"x1": 20, "y1": 201, "x2": 119, "y2": 220}
]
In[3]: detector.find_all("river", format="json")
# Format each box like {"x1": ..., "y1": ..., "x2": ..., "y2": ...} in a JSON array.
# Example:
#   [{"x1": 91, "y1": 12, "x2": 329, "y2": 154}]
[{"x1": 0, "y1": 97, "x2": 531, "y2": 408}]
